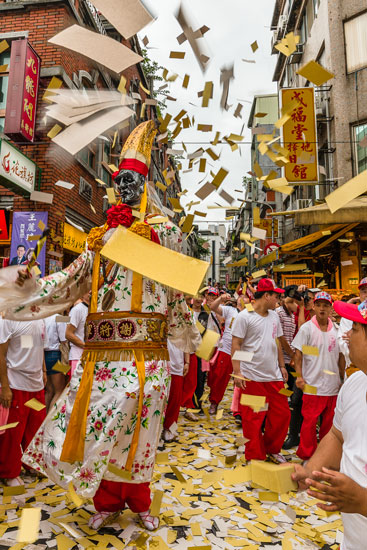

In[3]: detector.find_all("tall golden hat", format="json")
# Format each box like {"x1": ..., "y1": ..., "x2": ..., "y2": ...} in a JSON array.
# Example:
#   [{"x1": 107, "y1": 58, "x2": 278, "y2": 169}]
[{"x1": 118, "y1": 120, "x2": 157, "y2": 177}]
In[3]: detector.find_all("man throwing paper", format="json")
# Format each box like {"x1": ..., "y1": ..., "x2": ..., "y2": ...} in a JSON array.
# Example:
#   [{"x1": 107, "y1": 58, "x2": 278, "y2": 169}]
[{"x1": 231, "y1": 279, "x2": 290, "y2": 463}]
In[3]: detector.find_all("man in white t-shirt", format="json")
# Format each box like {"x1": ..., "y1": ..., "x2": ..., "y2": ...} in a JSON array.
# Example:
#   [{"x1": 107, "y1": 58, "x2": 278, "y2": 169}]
[
  {"x1": 338, "y1": 277, "x2": 367, "y2": 376},
  {"x1": 163, "y1": 340, "x2": 190, "y2": 442},
  {"x1": 292, "y1": 298, "x2": 367, "y2": 550},
  {"x1": 44, "y1": 314, "x2": 67, "y2": 411},
  {"x1": 0, "y1": 319, "x2": 47, "y2": 486},
  {"x1": 292, "y1": 291, "x2": 344, "y2": 460},
  {"x1": 66, "y1": 292, "x2": 90, "y2": 375},
  {"x1": 181, "y1": 296, "x2": 202, "y2": 422},
  {"x1": 231, "y1": 278, "x2": 290, "y2": 463},
  {"x1": 207, "y1": 293, "x2": 239, "y2": 415}
]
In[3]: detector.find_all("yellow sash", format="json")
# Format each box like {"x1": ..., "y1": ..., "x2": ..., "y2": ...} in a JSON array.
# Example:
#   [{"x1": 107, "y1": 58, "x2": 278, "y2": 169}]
[{"x1": 60, "y1": 223, "x2": 153, "y2": 470}]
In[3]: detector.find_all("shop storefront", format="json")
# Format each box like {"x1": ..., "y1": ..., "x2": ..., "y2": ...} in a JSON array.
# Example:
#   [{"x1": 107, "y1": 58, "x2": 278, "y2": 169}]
[
  {"x1": 0, "y1": 138, "x2": 40, "y2": 267},
  {"x1": 62, "y1": 222, "x2": 87, "y2": 268}
]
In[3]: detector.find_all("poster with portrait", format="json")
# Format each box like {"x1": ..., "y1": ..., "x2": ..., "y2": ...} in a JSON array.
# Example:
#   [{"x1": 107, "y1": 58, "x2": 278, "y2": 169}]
[{"x1": 10, "y1": 211, "x2": 48, "y2": 276}]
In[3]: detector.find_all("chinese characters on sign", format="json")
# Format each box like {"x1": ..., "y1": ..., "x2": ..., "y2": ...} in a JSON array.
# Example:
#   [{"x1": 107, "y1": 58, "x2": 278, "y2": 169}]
[
  {"x1": 281, "y1": 87, "x2": 318, "y2": 183},
  {"x1": 63, "y1": 223, "x2": 87, "y2": 254},
  {"x1": 21, "y1": 44, "x2": 40, "y2": 142},
  {"x1": 4, "y1": 39, "x2": 41, "y2": 143},
  {"x1": 257, "y1": 218, "x2": 279, "y2": 239},
  {"x1": 0, "y1": 139, "x2": 36, "y2": 194},
  {"x1": 10, "y1": 211, "x2": 48, "y2": 276}
]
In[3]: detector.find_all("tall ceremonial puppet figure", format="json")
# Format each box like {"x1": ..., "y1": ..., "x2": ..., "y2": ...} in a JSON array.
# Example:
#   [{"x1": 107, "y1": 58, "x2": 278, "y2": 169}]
[{"x1": 3, "y1": 121, "x2": 201, "y2": 530}]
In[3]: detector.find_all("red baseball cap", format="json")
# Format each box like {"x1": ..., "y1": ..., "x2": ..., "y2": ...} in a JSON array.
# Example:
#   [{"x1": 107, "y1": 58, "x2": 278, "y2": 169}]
[
  {"x1": 257, "y1": 278, "x2": 285, "y2": 294},
  {"x1": 358, "y1": 277, "x2": 367, "y2": 289},
  {"x1": 206, "y1": 286, "x2": 219, "y2": 296},
  {"x1": 333, "y1": 299, "x2": 367, "y2": 325},
  {"x1": 314, "y1": 291, "x2": 333, "y2": 305}
]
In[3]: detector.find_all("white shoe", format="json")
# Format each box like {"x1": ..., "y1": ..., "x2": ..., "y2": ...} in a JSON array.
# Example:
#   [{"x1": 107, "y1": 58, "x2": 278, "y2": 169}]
[
  {"x1": 88, "y1": 510, "x2": 120, "y2": 530},
  {"x1": 162, "y1": 429, "x2": 176, "y2": 442},
  {"x1": 138, "y1": 510, "x2": 159, "y2": 531},
  {"x1": 4, "y1": 476, "x2": 24, "y2": 487}
]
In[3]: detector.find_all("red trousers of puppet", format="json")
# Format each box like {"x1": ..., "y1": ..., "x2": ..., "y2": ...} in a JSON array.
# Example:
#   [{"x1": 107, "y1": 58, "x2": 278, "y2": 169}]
[
  {"x1": 297, "y1": 394, "x2": 337, "y2": 460},
  {"x1": 181, "y1": 354, "x2": 198, "y2": 408},
  {"x1": 163, "y1": 374, "x2": 183, "y2": 430},
  {"x1": 208, "y1": 351, "x2": 233, "y2": 405},
  {"x1": 239, "y1": 381, "x2": 290, "y2": 461},
  {"x1": 0, "y1": 388, "x2": 46, "y2": 478},
  {"x1": 93, "y1": 480, "x2": 151, "y2": 513}
]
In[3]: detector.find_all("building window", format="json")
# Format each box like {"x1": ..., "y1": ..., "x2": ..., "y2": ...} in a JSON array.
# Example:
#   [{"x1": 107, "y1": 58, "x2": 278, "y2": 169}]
[
  {"x1": 0, "y1": 48, "x2": 11, "y2": 132},
  {"x1": 100, "y1": 140, "x2": 111, "y2": 185},
  {"x1": 344, "y1": 11, "x2": 367, "y2": 73},
  {"x1": 79, "y1": 143, "x2": 96, "y2": 171},
  {"x1": 300, "y1": 13, "x2": 308, "y2": 44},
  {"x1": 306, "y1": 0, "x2": 314, "y2": 35},
  {"x1": 313, "y1": 0, "x2": 320, "y2": 18},
  {"x1": 353, "y1": 123, "x2": 367, "y2": 174}
]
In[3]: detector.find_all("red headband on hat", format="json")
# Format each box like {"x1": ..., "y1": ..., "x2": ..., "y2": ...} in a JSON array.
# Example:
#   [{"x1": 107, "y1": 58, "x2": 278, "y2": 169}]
[{"x1": 112, "y1": 158, "x2": 149, "y2": 180}]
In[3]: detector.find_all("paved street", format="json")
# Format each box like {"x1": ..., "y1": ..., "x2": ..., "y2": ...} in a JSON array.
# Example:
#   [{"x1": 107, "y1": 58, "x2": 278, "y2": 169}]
[{"x1": 1, "y1": 391, "x2": 342, "y2": 550}]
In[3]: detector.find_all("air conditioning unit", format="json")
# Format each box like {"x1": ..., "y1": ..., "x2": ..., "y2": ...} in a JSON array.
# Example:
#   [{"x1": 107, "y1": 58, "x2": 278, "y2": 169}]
[
  {"x1": 79, "y1": 177, "x2": 93, "y2": 202},
  {"x1": 278, "y1": 14, "x2": 288, "y2": 32},
  {"x1": 295, "y1": 199, "x2": 312, "y2": 210},
  {"x1": 315, "y1": 95, "x2": 326, "y2": 117}
]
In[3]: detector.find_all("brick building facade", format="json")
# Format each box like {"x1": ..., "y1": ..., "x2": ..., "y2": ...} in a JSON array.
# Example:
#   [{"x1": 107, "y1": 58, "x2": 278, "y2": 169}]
[{"x1": 0, "y1": 0, "x2": 179, "y2": 272}]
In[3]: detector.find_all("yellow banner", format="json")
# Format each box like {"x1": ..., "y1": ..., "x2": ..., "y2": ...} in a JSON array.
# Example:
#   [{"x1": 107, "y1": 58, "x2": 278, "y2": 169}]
[
  {"x1": 257, "y1": 218, "x2": 279, "y2": 238},
  {"x1": 63, "y1": 223, "x2": 87, "y2": 254},
  {"x1": 281, "y1": 87, "x2": 318, "y2": 183}
]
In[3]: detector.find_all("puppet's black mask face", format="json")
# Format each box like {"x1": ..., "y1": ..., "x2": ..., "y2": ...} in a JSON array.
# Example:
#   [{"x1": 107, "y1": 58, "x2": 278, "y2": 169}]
[{"x1": 114, "y1": 169, "x2": 145, "y2": 205}]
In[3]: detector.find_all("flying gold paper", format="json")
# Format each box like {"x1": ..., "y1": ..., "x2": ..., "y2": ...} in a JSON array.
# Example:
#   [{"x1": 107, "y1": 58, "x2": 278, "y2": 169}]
[{"x1": 101, "y1": 226, "x2": 209, "y2": 296}]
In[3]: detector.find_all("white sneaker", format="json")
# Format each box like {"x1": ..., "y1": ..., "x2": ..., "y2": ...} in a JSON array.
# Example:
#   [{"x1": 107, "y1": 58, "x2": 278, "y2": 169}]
[
  {"x1": 4, "y1": 476, "x2": 24, "y2": 487},
  {"x1": 162, "y1": 429, "x2": 176, "y2": 442},
  {"x1": 138, "y1": 510, "x2": 159, "y2": 531},
  {"x1": 88, "y1": 510, "x2": 120, "y2": 530}
]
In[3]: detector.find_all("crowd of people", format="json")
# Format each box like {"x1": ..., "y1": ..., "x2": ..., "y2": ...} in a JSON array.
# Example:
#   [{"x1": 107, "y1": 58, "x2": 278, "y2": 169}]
[{"x1": 1, "y1": 267, "x2": 367, "y2": 546}]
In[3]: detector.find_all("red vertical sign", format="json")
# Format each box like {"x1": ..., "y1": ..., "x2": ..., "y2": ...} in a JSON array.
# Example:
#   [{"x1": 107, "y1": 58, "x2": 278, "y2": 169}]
[{"x1": 4, "y1": 40, "x2": 41, "y2": 143}]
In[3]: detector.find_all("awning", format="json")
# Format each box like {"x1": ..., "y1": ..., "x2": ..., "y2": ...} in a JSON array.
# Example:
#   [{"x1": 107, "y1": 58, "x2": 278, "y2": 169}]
[
  {"x1": 294, "y1": 197, "x2": 367, "y2": 226},
  {"x1": 280, "y1": 224, "x2": 345, "y2": 253},
  {"x1": 257, "y1": 224, "x2": 348, "y2": 266},
  {"x1": 227, "y1": 257, "x2": 249, "y2": 267}
]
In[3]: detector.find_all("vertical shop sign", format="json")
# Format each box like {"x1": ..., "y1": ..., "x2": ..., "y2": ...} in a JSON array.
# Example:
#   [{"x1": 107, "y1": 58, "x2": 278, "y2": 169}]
[
  {"x1": 281, "y1": 87, "x2": 318, "y2": 183},
  {"x1": 4, "y1": 39, "x2": 41, "y2": 142}
]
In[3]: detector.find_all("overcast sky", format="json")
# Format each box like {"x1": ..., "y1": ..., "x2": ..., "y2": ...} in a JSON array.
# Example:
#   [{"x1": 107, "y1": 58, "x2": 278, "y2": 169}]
[{"x1": 139, "y1": 0, "x2": 277, "y2": 225}]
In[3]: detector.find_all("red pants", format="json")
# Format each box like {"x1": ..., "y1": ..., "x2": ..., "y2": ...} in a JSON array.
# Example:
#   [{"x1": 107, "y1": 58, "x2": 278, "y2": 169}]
[
  {"x1": 239, "y1": 381, "x2": 290, "y2": 461},
  {"x1": 208, "y1": 351, "x2": 233, "y2": 405},
  {"x1": 181, "y1": 354, "x2": 198, "y2": 408},
  {"x1": 93, "y1": 480, "x2": 151, "y2": 513},
  {"x1": 164, "y1": 374, "x2": 183, "y2": 430},
  {"x1": 297, "y1": 394, "x2": 337, "y2": 460},
  {"x1": 0, "y1": 388, "x2": 46, "y2": 478}
]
